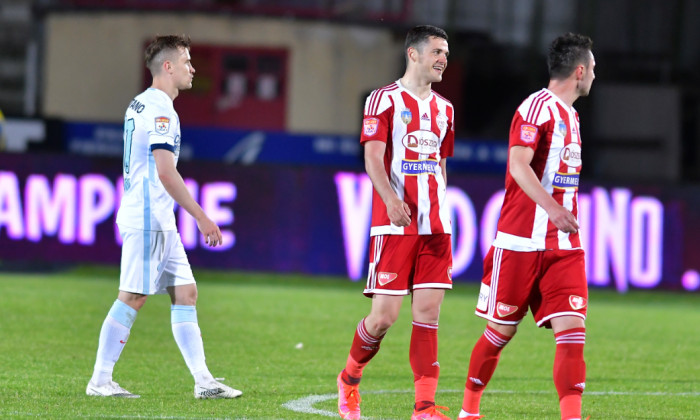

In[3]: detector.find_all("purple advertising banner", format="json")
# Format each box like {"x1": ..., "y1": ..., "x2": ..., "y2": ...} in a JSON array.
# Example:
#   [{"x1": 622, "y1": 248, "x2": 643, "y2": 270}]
[{"x1": 0, "y1": 152, "x2": 698, "y2": 293}]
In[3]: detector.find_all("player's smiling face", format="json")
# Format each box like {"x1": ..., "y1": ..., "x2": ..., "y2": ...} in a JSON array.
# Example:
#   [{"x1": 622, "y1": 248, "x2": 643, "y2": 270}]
[
  {"x1": 173, "y1": 47, "x2": 195, "y2": 91},
  {"x1": 416, "y1": 36, "x2": 449, "y2": 83}
]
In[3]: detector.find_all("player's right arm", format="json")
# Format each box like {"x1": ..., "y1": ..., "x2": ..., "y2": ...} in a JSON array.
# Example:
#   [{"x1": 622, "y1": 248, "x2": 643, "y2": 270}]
[
  {"x1": 152, "y1": 149, "x2": 223, "y2": 246},
  {"x1": 364, "y1": 140, "x2": 411, "y2": 227},
  {"x1": 509, "y1": 145, "x2": 578, "y2": 234}
]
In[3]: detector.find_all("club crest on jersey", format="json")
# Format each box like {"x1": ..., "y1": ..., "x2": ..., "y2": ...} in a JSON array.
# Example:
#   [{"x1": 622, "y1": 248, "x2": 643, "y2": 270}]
[
  {"x1": 402, "y1": 130, "x2": 440, "y2": 154},
  {"x1": 569, "y1": 295, "x2": 587, "y2": 310},
  {"x1": 558, "y1": 120, "x2": 568, "y2": 136},
  {"x1": 155, "y1": 117, "x2": 170, "y2": 134},
  {"x1": 401, "y1": 109, "x2": 412, "y2": 124},
  {"x1": 520, "y1": 125, "x2": 537, "y2": 143},
  {"x1": 377, "y1": 272, "x2": 398, "y2": 286},
  {"x1": 496, "y1": 302, "x2": 518, "y2": 318},
  {"x1": 436, "y1": 112, "x2": 448, "y2": 131},
  {"x1": 363, "y1": 117, "x2": 379, "y2": 136},
  {"x1": 560, "y1": 142, "x2": 582, "y2": 167}
]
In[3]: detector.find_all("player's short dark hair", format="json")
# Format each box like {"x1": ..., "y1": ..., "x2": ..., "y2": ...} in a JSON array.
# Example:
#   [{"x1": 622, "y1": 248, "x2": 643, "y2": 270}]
[
  {"x1": 404, "y1": 25, "x2": 448, "y2": 63},
  {"x1": 547, "y1": 33, "x2": 593, "y2": 80},
  {"x1": 144, "y1": 34, "x2": 191, "y2": 76}
]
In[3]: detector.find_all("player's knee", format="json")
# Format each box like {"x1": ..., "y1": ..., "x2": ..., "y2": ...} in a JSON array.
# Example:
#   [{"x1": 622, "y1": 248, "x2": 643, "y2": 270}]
[
  {"x1": 366, "y1": 313, "x2": 397, "y2": 334},
  {"x1": 489, "y1": 321, "x2": 517, "y2": 338}
]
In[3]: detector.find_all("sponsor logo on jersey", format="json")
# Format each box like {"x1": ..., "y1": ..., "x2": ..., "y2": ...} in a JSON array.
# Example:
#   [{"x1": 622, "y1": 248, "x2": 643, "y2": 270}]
[
  {"x1": 155, "y1": 116, "x2": 170, "y2": 134},
  {"x1": 174, "y1": 135, "x2": 181, "y2": 157},
  {"x1": 129, "y1": 99, "x2": 145, "y2": 113},
  {"x1": 400, "y1": 109, "x2": 412, "y2": 124},
  {"x1": 436, "y1": 112, "x2": 448, "y2": 131},
  {"x1": 496, "y1": 302, "x2": 518, "y2": 318},
  {"x1": 401, "y1": 159, "x2": 440, "y2": 176},
  {"x1": 569, "y1": 295, "x2": 587, "y2": 310},
  {"x1": 558, "y1": 120, "x2": 568, "y2": 136},
  {"x1": 447, "y1": 266, "x2": 452, "y2": 281},
  {"x1": 553, "y1": 171, "x2": 580, "y2": 190},
  {"x1": 560, "y1": 142, "x2": 582, "y2": 167},
  {"x1": 402, "y1": 130, "x2": 440, "y2": 154},
  {"x1": 476, "y1": 283, "x2": 490, "y2": 311},
  {"x1": 520, "y1": 125, "x2": 537, "y2": 143},
  {"x1": 421, "y1": 112, "x2": 430, "y2": 121},
  {"x1": 363, "y1": 117, "x2": 379, "y2": 136},
  {"x1": 377, "y1": 272, "x2": 397, "y2": 286}
]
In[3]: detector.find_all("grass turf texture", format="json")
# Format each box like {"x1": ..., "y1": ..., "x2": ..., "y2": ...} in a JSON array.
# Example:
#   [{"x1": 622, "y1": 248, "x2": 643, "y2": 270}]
[{"x1": 0, "y1": 265, "x2": 697, "y2": 419}]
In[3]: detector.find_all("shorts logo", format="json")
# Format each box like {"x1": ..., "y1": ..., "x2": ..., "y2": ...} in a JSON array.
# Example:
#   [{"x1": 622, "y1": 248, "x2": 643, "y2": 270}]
[
  {"x1": 496, "y1": 302, "x2": 518, "y2": 318},
  {"x1": 363, "y1": 117, "x2": 379, "y2": 136},
  {"x1": 447, "y1": 266, "x2": 452, "y2": 281},
  {"x1": 401, "y1": 109, "x2": 412, "y2": 124},
  {"x1": 477, "y1": 283, "x2": 490, "y2": 312},
  {"x1": 155, "y1": 117, "x2": 170, "y2": 134},
  {"x1": 569, "y1": 295, "x2": 587, "y2": 310},
  {"x1": 520, "y1": 125, "x2": 537, "y2": 143},
  {"x1": 377, "y1": 272, "x2": 397, "y2": 286}
]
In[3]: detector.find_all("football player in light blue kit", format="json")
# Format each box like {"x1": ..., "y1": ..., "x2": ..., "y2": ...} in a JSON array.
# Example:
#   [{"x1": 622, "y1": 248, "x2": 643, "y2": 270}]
[{"x1": 86, "y1": 35, "x2": 241, "y2": 399}]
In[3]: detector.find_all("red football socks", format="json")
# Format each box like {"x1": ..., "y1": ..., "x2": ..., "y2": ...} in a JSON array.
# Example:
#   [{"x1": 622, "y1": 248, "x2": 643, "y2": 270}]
[
  {"x1": 554, "y1": 328, "x2": 586, "y2": 420},
  {"x1": 410, "y1": 321, "x2": 440, "y2": 408},
  {"x1": 343, "y1": 318, "x2": 384, "y2": 384},
  {"x1": 462, "y1": 325, "x2": 512, "y2": 413}
]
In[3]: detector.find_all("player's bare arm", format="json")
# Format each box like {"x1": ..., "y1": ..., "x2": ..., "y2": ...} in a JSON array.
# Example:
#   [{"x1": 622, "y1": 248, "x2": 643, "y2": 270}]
[
  {"x1": 440, "y1": 158, "x2": 447, "y2": 184},
  {"x1": 152, "y1": 148, "x2": 223, "y2": 246},
  {"x1": 364, "y1": 140, "x2": 411, "y2": 227},
  {"x1": 509, "y1": 145, "x2": 579, "y2": 233}
]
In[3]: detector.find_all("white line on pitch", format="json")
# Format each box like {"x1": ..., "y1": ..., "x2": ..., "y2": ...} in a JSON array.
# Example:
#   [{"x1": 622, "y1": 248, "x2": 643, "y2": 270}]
[{"x1": 282, "y1": 389, "x2": 700, "y2": 418}]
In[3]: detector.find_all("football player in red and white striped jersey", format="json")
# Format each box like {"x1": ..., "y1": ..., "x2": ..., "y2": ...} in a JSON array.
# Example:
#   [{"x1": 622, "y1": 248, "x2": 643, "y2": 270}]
[
  {"x1": 459, "y1": 33, "x2": 596, "y2": 420},
  {"x1": 337, "y1": 25, "x2": 454, "y2": 420}
]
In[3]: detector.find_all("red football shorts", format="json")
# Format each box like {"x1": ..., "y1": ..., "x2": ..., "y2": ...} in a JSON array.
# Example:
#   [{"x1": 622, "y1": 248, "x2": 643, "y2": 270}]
[
  {"x1": 475, "y1": 246, "x2": 588, "y2": 328},
  {"x1": 364, "y1": 234, "x2": 453, "y2": 297}
]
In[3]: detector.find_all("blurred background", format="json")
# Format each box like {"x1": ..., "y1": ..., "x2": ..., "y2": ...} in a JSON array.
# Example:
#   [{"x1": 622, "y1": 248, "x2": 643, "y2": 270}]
[{"x1": 1, "y1": 0, "x2": 699, "y2": 293}]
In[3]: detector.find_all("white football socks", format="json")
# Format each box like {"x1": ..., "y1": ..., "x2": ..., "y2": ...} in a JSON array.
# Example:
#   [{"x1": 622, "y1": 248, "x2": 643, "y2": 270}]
[
  {"x1": 171, "y1": 305, "x2": 214, "y2": 384},
  {"x1": 90, "y1": 300, "x2": 137, "y2": 386}
]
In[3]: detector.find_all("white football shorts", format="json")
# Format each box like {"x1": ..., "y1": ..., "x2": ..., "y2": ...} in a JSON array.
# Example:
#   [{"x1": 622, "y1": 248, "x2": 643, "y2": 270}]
[{"x1": 118, "y1": 224, "x2": 195, "y2": 295}]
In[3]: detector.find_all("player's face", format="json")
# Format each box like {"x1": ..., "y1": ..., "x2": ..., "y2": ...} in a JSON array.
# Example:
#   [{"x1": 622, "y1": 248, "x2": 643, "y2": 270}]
[
  {"x1": 578, "y1": 51, "x2": 596, "y2": 97},
  {"x1": 173, "y1": 47, "x2": 196, "y2": 91},
  {"x1": 416, "y1": 36, "x2": 449, "y2": 83}
]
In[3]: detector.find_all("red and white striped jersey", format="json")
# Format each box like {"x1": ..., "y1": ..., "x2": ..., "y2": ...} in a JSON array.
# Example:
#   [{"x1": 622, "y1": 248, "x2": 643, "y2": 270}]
[
  {"x1": 360, "y1": 80, "x2": 455, "y2": 236},
  {"x1": 493, "y1": 88, "x2": 583, "y2": 251}
]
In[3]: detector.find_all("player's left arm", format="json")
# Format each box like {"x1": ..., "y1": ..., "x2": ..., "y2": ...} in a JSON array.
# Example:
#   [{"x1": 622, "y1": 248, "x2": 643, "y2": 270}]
[
  {"x1": 152, "y1": 149, "x2": 222, "y2": 246},
  {"x1": 440, "y1": 158, "x2": 447, "y2": 184}
]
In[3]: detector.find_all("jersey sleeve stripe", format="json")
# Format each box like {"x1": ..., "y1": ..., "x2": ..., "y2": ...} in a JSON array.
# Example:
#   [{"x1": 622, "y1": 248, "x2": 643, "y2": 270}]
[
  {"x1": 367, "y1": 83, "x2": 399, "y2": 115},
  {"x1": 150, "y1": 143, "x2": 175, "y2": 152},
  {"x1": 525, "y1": 90, "x2": 549, "y2": 123}
]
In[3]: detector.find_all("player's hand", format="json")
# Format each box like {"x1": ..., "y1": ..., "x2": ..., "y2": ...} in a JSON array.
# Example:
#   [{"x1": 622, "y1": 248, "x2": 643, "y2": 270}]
[
  {"x1": 387, "y1": 198, "x2": 412, "y2": 227},
  {"x1": 197, "y1": 217, "x2": 223, "y2": 247},
  {"x1": 548, "y1": 205, "x2": 579, "y2": 234}
]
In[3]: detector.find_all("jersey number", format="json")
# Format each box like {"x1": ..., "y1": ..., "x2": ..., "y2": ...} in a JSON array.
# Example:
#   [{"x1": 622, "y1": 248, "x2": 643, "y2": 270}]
[{"x1": 123, "y1": 118, "x2": 135, "y2": 174}]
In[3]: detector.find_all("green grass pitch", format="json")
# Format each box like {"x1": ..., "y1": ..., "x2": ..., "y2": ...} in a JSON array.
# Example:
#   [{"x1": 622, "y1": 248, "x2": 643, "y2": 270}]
[{"x1": 0, "y1": 265, "x2": 697, "y2": 419}]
